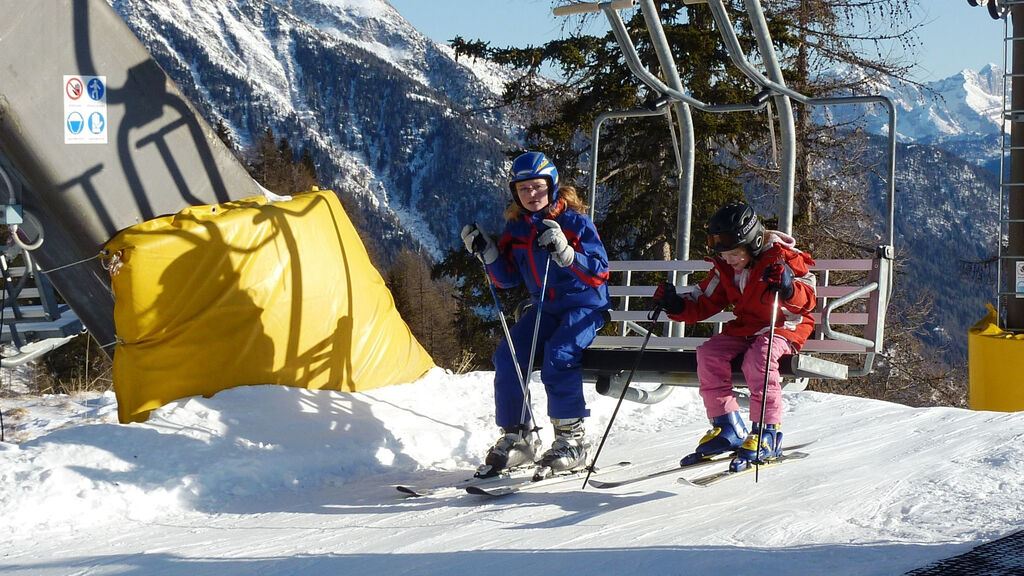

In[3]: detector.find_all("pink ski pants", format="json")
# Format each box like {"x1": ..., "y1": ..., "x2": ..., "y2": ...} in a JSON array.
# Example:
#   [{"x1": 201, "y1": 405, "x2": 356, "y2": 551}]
[{"x1": 695, "y1": 332, "x2": 792, "y2": 425}]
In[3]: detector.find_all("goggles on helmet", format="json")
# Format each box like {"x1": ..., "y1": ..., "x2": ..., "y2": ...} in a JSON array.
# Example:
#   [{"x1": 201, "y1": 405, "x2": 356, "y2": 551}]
[{"x1": 707, "y1": 232, "x2": 743, "y2": 253}]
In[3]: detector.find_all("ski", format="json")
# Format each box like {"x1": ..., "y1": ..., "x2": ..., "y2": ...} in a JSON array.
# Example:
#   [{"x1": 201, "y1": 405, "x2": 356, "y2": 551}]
[
  {"x1": 678, "y1": 451, "x2": 809, "y2": 487},
  {"x1": 588, "y1": 439, "x2": 817, "y2": 490},
  {"x1": 396, "y1": 466, "x2": 538, "y2": 498},
  {"x1": 465, "y1": 461, "x2": 632, "y2": 497},
  {"x1": 587, "y1": 453, "x2": 731, "y2": 490}
]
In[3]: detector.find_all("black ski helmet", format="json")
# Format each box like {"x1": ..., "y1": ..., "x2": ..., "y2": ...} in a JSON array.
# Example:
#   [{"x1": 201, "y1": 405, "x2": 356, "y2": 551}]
[{"x1": 707, "y1": 202, "x2": 764, "y2": 255}]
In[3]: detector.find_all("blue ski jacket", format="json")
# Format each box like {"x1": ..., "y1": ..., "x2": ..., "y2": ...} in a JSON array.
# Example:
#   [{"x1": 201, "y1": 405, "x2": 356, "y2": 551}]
[{"x1": 485, "y1": 200, "x2": 610, "y2": 313}]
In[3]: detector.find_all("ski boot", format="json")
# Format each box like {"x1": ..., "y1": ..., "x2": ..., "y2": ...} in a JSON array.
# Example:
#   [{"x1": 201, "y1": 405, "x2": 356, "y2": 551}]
[
  {"x1": 475, "y1": 423, "x2": 542, "y2": 478},
  {"x1": 534, "y1": 418, "x2": 589, "y2": 480},
  {"x1": 680, "y1": 411, "x2": 748, "y2": 466},
  {"x1": 729, "y1": 422, "x2": 783, "y2": 472}
]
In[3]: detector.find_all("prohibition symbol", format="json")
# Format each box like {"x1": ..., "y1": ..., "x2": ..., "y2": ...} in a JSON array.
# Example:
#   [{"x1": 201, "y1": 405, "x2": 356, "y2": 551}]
[{"x1": 66, "y1": 77, "x2": 84, "y2": 100}]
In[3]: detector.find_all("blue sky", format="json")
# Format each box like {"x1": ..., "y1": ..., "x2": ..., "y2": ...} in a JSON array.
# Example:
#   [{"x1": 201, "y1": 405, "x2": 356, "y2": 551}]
[{"x1": 387, "y1": 0, "x2": 1005, "y2": 82}]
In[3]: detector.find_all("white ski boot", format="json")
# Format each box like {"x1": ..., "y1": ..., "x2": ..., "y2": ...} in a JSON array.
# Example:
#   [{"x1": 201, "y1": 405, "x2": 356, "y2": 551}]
[
  {"x1": 534, "y1": 418, "x2": 589, "y2": 480},
  {"x1": 475, "y1": 423, "x2": 542, "y2": 478}
]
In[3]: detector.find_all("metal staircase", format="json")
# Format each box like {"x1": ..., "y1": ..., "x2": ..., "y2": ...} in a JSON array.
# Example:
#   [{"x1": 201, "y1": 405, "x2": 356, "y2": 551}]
[{"x1": 0, "y1": 243, "x2": 84, "y2": 367}]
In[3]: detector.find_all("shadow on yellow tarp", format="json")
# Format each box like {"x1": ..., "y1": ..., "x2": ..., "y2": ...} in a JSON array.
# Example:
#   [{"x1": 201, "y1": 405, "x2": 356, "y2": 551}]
[
  {"x1": 968, "y1": 303, "x2": 1024, "y2": 412},
  {"x1": 105, "y1": 189, "x2": 434, "y2": 423}
]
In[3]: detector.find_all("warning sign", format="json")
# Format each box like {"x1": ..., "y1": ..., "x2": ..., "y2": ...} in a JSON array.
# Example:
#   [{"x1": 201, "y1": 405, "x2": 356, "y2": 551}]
[
  {"x1": 1017, "y1": 261, "x2": 1024, "y2": 299},
  {"x1": 64, "y1": 75, "x2": 107, "y2": 144}
]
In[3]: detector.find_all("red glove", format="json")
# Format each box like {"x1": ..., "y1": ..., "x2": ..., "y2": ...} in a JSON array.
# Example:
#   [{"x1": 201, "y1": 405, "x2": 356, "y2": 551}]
[
  {"x1": 762, "y1": 262, "x2": 794, "y2": 300},
  {"x1": 652, "y1": 282, "x2": 687, "y2": 315}
]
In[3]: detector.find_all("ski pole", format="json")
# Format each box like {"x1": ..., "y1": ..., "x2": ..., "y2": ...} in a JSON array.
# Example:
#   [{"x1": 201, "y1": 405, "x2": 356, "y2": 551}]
[
  {"x1": 477, "y1": 251, "x2": 537, "y2": 430},
  {"x1": 582, "y1": 306, "x2": 663, "y2": 489},
  {"x1": 755, "y1": 290, "x2": 781, "y2": 483},
  {"x1": 517, "y1": 254, "x2": 551, "y2": 440}
]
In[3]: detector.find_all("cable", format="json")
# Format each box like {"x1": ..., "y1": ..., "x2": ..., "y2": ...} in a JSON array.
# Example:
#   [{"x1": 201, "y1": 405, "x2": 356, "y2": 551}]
[{"x1": 0, "y1": 253, "x2": 8, "y2": 442}]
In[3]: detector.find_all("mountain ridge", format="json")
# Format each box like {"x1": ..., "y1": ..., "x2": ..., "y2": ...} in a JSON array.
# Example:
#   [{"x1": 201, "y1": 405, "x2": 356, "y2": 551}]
[
  {"x1": 821, "y1": 62, "x2": 1004, "y2": 167},
  {"x1": 111, "y1": 0, "x2": 520, "y2": 262}
]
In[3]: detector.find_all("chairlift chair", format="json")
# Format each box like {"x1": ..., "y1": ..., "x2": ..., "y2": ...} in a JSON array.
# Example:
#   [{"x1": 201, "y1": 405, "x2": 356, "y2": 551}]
[{"x1": 552, "y1": 0, "x2": 898, "y2": 404}]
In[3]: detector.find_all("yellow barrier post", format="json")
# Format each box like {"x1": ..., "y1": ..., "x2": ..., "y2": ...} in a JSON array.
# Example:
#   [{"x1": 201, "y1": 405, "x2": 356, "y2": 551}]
[{"x1": 968, "y1": 304, "x2": 1024, "y2": 412}]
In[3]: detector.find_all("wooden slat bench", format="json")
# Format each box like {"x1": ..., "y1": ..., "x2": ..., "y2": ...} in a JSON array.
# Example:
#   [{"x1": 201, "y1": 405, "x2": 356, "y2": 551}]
[{"x1": 581, "y1": 251, "x2": 894, "y2": 403}]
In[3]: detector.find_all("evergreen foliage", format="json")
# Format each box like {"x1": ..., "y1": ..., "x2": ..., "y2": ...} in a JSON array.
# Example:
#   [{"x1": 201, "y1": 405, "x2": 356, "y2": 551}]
[
  {"x1": 245, "y1": 127, "x2": 319, "y2": 196},
  {"x1": 432, "y1": 249, "x2": 530, "y2": 373},
  {"x1": 386, "y1": 250, "x2": 463, "y2": 371},
  {"x1": 482, "y1": 2, "x2": 770, "y2": 260}
]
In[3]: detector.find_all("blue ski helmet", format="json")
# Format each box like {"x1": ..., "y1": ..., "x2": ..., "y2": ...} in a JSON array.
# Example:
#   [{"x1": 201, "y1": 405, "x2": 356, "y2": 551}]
[
  {"x1": 508, "y1": 151, "x2": 559, "y2": 207},
  {"x1": 707, "y1": 202, "x2": 765, "y2": 256}
]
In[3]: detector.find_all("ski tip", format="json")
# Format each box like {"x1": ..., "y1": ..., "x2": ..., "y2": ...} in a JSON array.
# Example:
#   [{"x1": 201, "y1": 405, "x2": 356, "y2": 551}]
[
  {"x1": 676, "y1": 476, "x2": 704, "y2": 488},
  {"x1": 466, "y1": 485, "x2": 512, "y2": 497}
]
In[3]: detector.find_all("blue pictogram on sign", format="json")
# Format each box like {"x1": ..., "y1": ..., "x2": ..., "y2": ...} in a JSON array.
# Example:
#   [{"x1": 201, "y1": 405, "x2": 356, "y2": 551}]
[
  {"x1": 88, "y1": 112, "x2": 105, "y2": 134},
  {"x1": 87, "y1": 77, "x2": 105, "y2": 101},
  {"x1": 67, "y1": 112, "x2": 84, "y2": 134}
]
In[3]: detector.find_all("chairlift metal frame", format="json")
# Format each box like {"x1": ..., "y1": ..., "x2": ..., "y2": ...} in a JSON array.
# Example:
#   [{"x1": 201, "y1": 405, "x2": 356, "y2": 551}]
[{"x1": 553, "y1": 0, "x2": 899, "y2": 401}]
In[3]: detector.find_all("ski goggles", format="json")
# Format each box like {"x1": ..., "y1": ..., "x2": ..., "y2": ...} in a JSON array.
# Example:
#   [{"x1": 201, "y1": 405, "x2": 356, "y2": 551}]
[{"x1": 707, "y1": 232, "x2": 741, "y2": 253}]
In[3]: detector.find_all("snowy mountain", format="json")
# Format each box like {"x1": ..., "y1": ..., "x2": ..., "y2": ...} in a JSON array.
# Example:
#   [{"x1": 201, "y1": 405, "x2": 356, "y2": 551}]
[
  {"x1": 820, "y1": 63, "x2": 1004, "y2": 168},
  {"x1": 876, "y1": 139, "x2": 999, "y2": 358},
  {"x1": 109, "y1": 0, "x2": 523, "y2": 263},
  {"x1": 2, "y1": 371, "x2": 1024, "y2": 575},
  {"x1": 805, "y1": 63, "x2": 1005, "y2": 361}
]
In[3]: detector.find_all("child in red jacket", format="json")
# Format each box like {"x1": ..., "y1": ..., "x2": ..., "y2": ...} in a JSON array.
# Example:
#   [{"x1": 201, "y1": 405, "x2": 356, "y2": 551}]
[{"x1": 652, "y1": 202, "x2": 816, "y2": 472}]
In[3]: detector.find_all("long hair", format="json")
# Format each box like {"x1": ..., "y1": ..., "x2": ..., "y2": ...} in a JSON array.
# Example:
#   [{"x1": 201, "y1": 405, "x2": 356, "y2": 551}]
[{"x1": 504, "y1": 185, "x2": 589, "y2": 221}]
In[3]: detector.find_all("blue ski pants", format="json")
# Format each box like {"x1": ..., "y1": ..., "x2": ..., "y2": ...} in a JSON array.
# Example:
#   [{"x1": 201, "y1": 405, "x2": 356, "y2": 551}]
[{"x1": 492, "y1": 305, "x2": 605, "y2": 428}]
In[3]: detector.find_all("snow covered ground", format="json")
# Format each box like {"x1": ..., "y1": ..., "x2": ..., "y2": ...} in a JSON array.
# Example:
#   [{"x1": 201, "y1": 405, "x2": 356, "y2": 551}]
[{"x1": 1, "y1": 368, "x2": 1023, "y2": 575}]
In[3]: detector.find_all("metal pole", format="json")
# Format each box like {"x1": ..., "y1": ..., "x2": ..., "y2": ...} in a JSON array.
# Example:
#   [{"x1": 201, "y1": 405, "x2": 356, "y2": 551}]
[
  {"x1": 583, "y1": 307, "x2": 663, "y2": 489},
  {"x1": 519, "y1": 255, "x2": 552, "y2": 433},
  {"x1": 636, "y1": 0, "x2": 696, "y2": 261},
  {"x1": 743, "y1": 0, "x2": 796, "y2": 234},
  {"x1": 1007, "y1": 5, "x2": 1024, "y2": 330},
  {"x1": 479, "y1": 259, "x2": 536, "y2": 429},
  {"x1": 755, "y1": 291, "x2": 781, "y2": 482}
]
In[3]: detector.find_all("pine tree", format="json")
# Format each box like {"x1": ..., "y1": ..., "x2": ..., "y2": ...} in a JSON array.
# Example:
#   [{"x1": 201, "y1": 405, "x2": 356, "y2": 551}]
[
  {"x1": 477, "y1": 2, "x2": 777, "y2": 260},
  {"x1": 386, "y1": 249, "x2": 462, "y2": 370},
  {"x1": 246, "y1": 128, "x2": 319, "y2": 195},
  {"x1": 214, "y1": 118, "x2": 234, "y2": 151}
]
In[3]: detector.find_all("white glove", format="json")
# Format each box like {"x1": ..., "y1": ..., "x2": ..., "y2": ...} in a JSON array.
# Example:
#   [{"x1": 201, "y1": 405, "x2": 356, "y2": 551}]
[
  {"x1": 461, "y1": 223, "x2": 499, "y2": 265},
  {"x1": 537, "y1": 219, "x2": 575, "y2": 268}
]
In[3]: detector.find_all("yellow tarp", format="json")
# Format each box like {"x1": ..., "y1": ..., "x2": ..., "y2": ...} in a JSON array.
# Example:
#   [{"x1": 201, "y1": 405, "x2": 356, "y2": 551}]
[
  {"x1": 106, "y1": 189, "x2": 434, "y2": 423},
  {"x1": 968, "y1": 303, "x2": 1024, "y2": 412}
]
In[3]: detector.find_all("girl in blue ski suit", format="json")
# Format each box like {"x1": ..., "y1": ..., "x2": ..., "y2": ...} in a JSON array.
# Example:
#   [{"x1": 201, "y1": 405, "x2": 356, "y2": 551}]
[{"x1": 461, "y1": 151, "x2": 610, "y2": 477}]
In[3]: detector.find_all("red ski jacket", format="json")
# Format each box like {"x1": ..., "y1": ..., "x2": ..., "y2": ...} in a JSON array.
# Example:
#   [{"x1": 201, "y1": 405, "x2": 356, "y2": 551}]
[{"x1": 666, "y1": 232, "x2": 817, "y2": 350}]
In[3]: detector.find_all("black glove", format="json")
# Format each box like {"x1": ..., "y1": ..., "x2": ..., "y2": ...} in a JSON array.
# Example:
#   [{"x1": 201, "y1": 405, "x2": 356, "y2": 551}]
[
  {"x1": 762, "y1": 262, "x2": 794, "y2": 300},
  {"x1": 652, "y1": 282, "x2": 687, "y2": 315}
]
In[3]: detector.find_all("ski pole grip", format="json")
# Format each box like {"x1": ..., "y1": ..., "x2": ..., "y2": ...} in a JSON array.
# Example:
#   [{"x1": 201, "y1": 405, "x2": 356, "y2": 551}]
[
  {"x1": 470, "y1": 221, "x2": 487, "y2": 254},
  {"x1": 648, "y1": 305, "x2": 663, "y2": 322}
]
